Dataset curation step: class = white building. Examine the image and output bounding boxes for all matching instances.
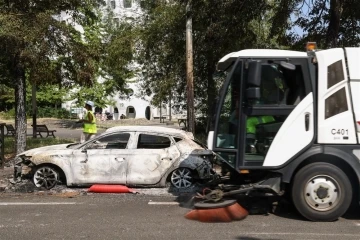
[61,0,177,120]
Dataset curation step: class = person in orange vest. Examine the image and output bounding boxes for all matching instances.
[78,100,97,143]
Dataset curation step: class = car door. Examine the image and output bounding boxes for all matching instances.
[126,133,180,185]
[71,132,130,184]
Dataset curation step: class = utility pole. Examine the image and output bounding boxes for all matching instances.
[186,0,195,134]
[32,83,37,138]
[169,92,172,121]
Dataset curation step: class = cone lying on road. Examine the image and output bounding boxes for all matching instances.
[88,184,136,193]
[185,199,248,222]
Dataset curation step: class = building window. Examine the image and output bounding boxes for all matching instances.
[325,87,348,119]
[328,60,344,89]
[124,0,132,8]
[113,17,119,27]
[128,88,134,97]
[110,0,116,9]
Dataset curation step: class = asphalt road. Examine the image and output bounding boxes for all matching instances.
[0,193,360,240]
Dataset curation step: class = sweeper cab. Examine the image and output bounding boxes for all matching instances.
[203,43,360,221]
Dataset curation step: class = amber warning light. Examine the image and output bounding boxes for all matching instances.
[306,42,317,52]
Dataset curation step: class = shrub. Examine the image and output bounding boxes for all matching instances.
[0,109,16,119]
[1,107,72,119]
[26,107,72,119]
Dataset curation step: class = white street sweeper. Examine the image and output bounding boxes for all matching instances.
[202,43,360,221]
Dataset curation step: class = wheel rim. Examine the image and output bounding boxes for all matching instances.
[304,175,341,212]
[33,167,59,189]
[171,168,193,188]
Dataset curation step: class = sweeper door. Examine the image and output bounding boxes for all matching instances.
[213,57,314,169]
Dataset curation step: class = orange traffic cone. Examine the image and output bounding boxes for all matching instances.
[185,199,248,222]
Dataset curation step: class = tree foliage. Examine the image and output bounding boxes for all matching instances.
[67,7,137,109]
[136,0,273,131]
[0,0,104,153]
[137,0,360,136]
[271,0,360,49]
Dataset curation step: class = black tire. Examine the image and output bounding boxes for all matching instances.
[291,162,352,221]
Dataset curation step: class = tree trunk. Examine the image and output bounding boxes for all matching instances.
[32,83,37,138]
[326,0,344,48]
[14,60,27,155]
[186,0,195,134]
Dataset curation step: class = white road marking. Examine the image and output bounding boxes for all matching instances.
[241,232,360,237]
[0,202,77,206]
[148,201,179,205]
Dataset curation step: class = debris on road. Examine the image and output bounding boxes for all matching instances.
[88,184,137,194]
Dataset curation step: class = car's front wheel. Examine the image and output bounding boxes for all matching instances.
[170,168,194,189]
[33,166,60,189]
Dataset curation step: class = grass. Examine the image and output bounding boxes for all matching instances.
[3,136,75,161]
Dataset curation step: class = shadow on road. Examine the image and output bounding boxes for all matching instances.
[235,237,279,240]
[342,203,360,220]
[168,184,306,220]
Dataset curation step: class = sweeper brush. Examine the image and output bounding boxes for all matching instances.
[185,199,248,222]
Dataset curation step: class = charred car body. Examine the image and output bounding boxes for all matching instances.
[15,126,216,190]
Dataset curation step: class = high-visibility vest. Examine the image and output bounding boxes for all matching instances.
[246,116,275,134]
[84,110,97,133]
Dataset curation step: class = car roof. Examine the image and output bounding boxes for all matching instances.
[104,126,194,139]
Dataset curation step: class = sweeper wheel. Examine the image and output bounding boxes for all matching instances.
[194,199,237,209]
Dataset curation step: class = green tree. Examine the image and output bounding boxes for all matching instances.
[70,7,137,110]
[137,0,273,133]
[26,84,70,109]
[0,0,104,154]
[68,81,116,109]
[271,0,360,49]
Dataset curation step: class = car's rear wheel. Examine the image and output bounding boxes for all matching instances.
[170,168,194,189]
[33,166,59,189]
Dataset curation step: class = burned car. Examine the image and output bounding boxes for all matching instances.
[15,126,216,190]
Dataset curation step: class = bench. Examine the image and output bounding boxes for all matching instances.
[160,116,167,123]
[32,124,56,138]
[5,124,15,136]
[154,116,167,123]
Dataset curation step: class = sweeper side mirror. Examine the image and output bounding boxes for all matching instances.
[246,61,262,100]
[247,61,262,87]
